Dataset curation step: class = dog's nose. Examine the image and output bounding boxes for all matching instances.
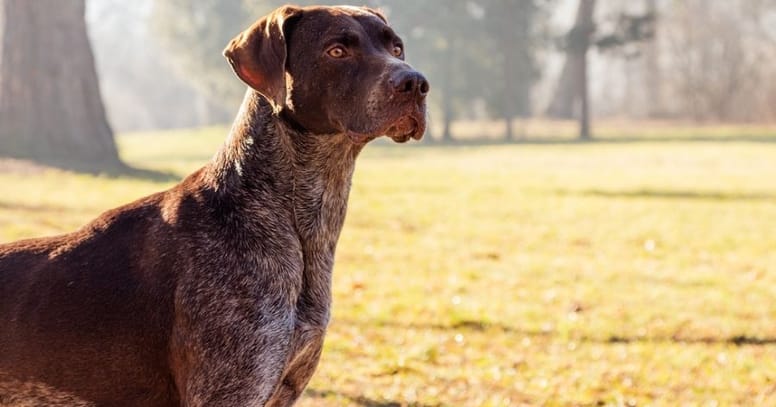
[390,70,430,98]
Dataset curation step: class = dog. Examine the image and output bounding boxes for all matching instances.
[0,5,428,406]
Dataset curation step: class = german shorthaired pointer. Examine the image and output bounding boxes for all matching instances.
[0,5,428,406]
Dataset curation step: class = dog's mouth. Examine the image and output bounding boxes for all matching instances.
[345,110,427,144]
[385,114,426,143]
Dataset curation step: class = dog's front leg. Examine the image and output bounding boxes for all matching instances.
[264,325,326,407]
[171,303,297,407]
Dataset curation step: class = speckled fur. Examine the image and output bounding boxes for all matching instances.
[0,5,427,407]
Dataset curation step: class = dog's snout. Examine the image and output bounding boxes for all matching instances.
[390,70,430,98]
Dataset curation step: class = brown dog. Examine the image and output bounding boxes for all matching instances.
[0,5,428,406]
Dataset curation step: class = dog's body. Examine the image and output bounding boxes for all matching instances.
[0,5,427,406]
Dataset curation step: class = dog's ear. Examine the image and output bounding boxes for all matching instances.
[223,6,302,112]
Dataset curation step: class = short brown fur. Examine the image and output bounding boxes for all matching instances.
[0,5,428,406]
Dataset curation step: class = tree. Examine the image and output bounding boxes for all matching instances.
[150,0,249,112]
[546,0,596,140]
[88,0,227,132]
[482,0,541,141]
[546,0,653,140]
[0,0,120,168]
[642,0,661,118]
[663,0,770,121]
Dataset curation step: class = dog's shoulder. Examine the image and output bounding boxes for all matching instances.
[0,187,183,299]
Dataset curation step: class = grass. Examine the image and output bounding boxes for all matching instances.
[2,123,776,406]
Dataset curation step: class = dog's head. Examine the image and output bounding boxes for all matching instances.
[223,5,428,143]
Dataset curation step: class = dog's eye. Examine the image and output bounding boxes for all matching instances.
[327,46,347,58]
[392,45,403,57]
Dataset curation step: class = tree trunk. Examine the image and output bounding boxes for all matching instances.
[503,38,515,141]
[546,0,596,136]
[579,40,591,140]
[421,119,433,144]
[577,0,595,140]
[0,0,120,168]
[643,0,661,118]
[441,41,455,143]
[546,57,576,119]
[442,93,453,143]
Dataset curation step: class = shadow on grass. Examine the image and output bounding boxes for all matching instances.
[603,334,776,346]
[305,389,439,407]
[339,319,776,347]
[59,161,179,182]
[555,188,776,202]
[111,164,180,182]
[337,317,548,337]
[0,156,180,182]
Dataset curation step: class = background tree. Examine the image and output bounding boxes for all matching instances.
[481,0,542,141]
[642,0,661,118]
[81,0,776,139]
[662,0,774,121]
[0,0,120,168]
[546,0,596,140]
[547,0,654,140]
[150,0,249,114]
[382,1,546,142]
[88,0,221,131]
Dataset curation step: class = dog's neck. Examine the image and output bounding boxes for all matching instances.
[205,90,364,263]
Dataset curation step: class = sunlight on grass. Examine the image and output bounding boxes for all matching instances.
[1,124,775,405]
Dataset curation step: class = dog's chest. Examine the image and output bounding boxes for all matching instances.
[290,170,353,325]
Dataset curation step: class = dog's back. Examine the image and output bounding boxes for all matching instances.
[0,191,182,406]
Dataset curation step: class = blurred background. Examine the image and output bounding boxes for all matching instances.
[93,0,776,138]
[1,0,776,406]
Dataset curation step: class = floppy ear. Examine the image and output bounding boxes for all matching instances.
[223,6,302,112]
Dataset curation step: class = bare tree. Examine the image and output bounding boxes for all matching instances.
[664,0,762,121]
[546,0,596,140]
[643,0,662,118]
[0,0,119,168]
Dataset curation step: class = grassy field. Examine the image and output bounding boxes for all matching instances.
[1,125,776,406]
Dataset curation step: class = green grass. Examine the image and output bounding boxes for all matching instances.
[2,125,776,406]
